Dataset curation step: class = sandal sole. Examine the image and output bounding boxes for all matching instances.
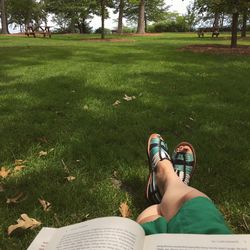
[145,134,164,204]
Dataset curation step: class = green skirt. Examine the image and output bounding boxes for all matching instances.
[141,197,231,235]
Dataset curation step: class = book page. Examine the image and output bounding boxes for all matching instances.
[27,227,58,250]
[47,216,145,250]
[143,234,250,250]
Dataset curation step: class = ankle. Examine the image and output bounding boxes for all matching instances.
[155,159,173,195]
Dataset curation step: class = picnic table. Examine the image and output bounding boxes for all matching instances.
[25,26,52,38]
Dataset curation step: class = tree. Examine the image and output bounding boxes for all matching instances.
[46,0,97,33]
[8,0,44,29]
[101,0,105,38]
[124,0,168,33]
[185,2,201,31]
[113,0,126,34]
[195,0,250,48]
[137,0,145,33]
[117,0,124,33]
[0,0,9,34]
[241,9,248,37]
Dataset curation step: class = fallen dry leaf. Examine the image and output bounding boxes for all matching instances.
[14,159,27,165]
[66,176,76,182]
[119,201,132,218]
[0,167,11,178]
[83,105,89,110]
[39,151,48,157]
[6,192,27,204]
[8,214,41,235]
[123,94,136,102]
[14,165,26,172]
[38,198,52,212]
[112,100,121,106]
[0,184,4,192]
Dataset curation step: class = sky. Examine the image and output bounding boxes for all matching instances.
[90,0,193,30]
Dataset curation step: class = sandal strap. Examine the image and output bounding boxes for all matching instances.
[149,137,170,171]
[172,150,195,184]
[147,135,171,204]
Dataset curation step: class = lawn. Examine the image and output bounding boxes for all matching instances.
[0,32,249,249]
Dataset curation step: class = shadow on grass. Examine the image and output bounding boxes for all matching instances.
[0,39,250,249]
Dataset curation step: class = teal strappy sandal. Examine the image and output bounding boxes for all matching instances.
[172,142,196,185]
[146,134,171,204]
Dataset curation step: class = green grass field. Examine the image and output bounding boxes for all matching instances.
[0,32,249,249]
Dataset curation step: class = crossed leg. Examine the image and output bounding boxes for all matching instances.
[137,147,209,224]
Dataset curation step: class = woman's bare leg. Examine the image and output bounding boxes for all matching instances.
[156,159,209,221]
[137,146,209,224]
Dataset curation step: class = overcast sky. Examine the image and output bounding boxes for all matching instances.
[89,0,193,30]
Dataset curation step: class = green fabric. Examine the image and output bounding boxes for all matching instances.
[141,197,231,235]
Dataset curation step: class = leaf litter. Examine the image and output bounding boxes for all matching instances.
[66,176,76,182]
[119,194,132,218]
[112,100,121,106]
[0,167,11,178]
[14,159,27,165]
[123,94,136,101]
[8,214,41,235]
[119,201,132,218]
[38,151,48,157]
[38,198,52,212]
[14,165,26,172]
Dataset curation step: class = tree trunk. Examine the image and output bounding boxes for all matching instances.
[145,13,147,32]
[101,0,105,39]
[220,13,224,28]
[0,0,9,34]
[213,12,220,31]
[117,0,124,34]
[231,12,239,48]
[241,11,247,38]
[137,0,145,34]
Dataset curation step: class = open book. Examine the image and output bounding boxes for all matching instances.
[28,216,250,250]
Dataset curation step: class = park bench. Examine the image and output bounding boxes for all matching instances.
[212,30,220,38]
[197,30,204,38]
[25,25,51,38]
[25,26,36,37]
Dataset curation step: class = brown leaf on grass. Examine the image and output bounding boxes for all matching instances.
[0,167,11,178]
[112,100,121,106]
[38,198,52,212]
[6,192,27,204]
[8,214,41,235]
[66,176,76,182]
[0,184,4,192]
[14,159,27,166]
[123,94,136,101]
[14,165,26,172]
[119,201,132,218]
[38,151,48,157]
